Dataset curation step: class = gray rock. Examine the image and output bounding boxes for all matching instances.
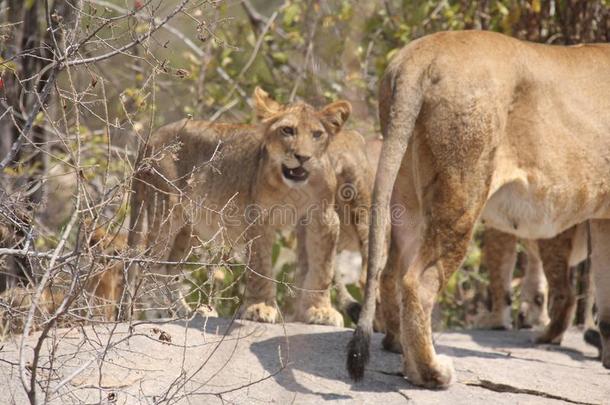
[0,317,607,404]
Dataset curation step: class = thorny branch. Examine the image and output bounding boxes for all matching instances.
[0,1,327,402]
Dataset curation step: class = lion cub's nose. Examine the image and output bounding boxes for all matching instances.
[294,154,311,164]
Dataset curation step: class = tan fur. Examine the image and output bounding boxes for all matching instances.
[0,226,125,333]
[85,226,125,321]
[358,31,610,388]
[0,266,121,334]
[127,88,373,326]
[480,223,590,331]
[479,228,549,330]
[517,239,550,329]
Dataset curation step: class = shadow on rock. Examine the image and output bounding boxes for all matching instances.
[249,327,413,398]
[463,329,592,363]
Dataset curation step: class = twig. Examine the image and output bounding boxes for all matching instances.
[66,0,191,67]
[209,98,239,122]
[85,0,247,100]
[289,0,321,102]
[18,196,80,401]
[0,68,58,172]
[241,0,288,39]
[240,0,266,33]
[1,0,184,174]
[236,7,282,79]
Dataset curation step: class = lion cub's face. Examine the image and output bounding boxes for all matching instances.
[253,87,351,187]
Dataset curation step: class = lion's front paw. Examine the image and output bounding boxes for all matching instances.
[405,354,455,389]
[476,309,512,331]
[305,306,344,327]
[241,302,278,323]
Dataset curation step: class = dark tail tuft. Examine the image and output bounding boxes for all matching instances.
[346,325,371,381]
[345,302,362,325]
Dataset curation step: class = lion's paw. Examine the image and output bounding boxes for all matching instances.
[476,310,512,331]
[305,306,344,327]
[517,302,549,330]
[196,304,218,318]
[241,302,278,323]
[405,354,455,390]
[382,334,402,354]
[535,326,563,345]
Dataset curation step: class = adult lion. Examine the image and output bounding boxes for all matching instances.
[347,30,610,388]
[127,88,373,326]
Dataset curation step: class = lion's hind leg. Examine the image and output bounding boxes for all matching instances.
[589,220,610,369]
[379,239,403,354]
[398,168,491,389]
[393,95,499,389]
[133,182,189,318]
[380,200,423,354]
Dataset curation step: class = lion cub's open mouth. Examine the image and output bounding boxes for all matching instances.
[282,164,309,182]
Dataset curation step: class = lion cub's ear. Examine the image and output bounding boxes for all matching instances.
[319,100,352,135]
[253,87,282,120]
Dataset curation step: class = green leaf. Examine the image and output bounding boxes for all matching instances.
[283,3,301,27]
[532,0,541,13]
[496,2,509,16]
[271,52,288,64]
[271,241,281,266]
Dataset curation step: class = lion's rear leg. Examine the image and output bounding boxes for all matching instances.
[481,228,517,330]
[399,175,488,389]
[589,220,610,369]
[535,227,576,344]
[134,190,187,319]
[380,243,403,353]
[165,225,197,316]
[381,205,422,354]
[357,216,388,332]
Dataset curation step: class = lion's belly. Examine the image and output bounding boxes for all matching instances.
[189,199,306,248]
[184,194,252,248]
[191,212,248,249]
[482,173,610,240]
[482,184,568,239]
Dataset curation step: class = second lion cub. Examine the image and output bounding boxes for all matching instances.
[127,88,372,326]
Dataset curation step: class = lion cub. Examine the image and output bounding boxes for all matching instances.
[128,88,372,326]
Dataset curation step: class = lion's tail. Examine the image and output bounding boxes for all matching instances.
[346,56,424,381]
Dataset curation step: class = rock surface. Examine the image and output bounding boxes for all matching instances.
[0,316,607,404]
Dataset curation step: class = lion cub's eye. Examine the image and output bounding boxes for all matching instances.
[281,126,295,136]
[312,130,323,140]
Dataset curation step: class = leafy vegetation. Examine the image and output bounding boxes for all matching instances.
[1,0,608,330]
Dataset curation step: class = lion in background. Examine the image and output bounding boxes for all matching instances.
[127,88,374,326]
[0,224,124,334]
